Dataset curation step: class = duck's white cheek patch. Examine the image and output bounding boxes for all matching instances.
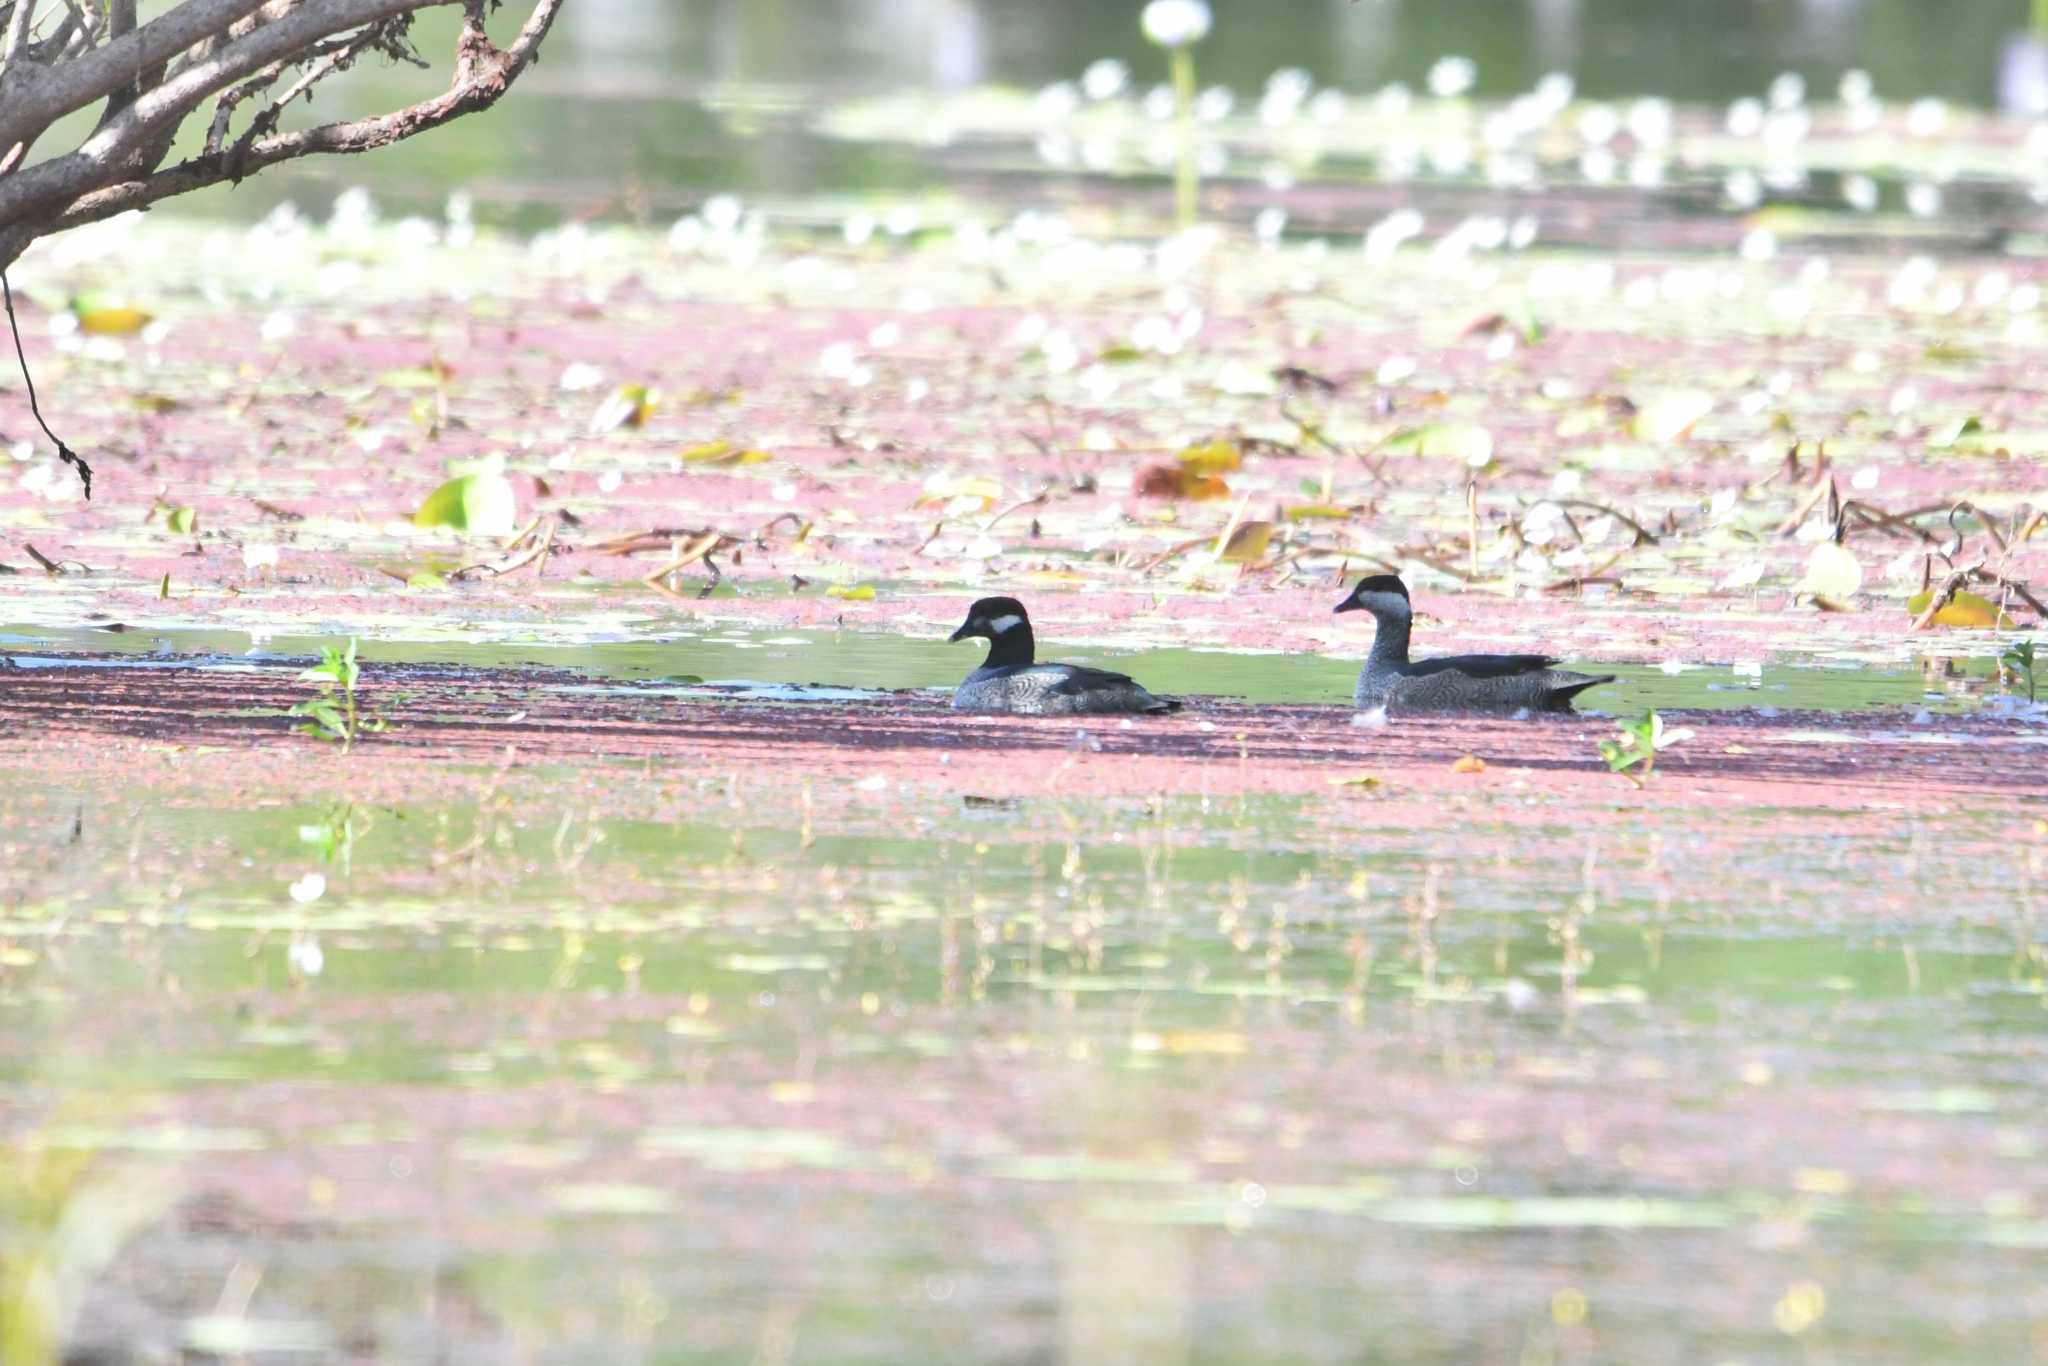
[988,614,1024,634]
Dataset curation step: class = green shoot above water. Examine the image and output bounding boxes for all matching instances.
[2002,641,2038,704]
[1599,709,1693,787]
[288,639,383,752]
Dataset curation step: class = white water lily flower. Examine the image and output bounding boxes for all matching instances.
[559,362,604,392]
[289,872,326,903]
[1428,56,1477,98]
[1082,59,1128,100]
[1141,0,1211,47]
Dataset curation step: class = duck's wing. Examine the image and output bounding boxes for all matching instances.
[1041,663,1144,694]
[1403,652,1561,680]
[1045,664,1182,713]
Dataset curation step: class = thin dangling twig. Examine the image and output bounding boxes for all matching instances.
[2,267,92,499]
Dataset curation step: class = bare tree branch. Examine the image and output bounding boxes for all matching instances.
[0,0,270,154]
[2,0,35,66]
[0,0,566,502]
[0,0,565,268]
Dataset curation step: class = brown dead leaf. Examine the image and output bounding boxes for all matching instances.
[1137,464,1230,499]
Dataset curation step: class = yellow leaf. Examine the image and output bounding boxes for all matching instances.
[1285,504,1353,520]
[1176,440,1242,474]
[826,584,876,601]
[1214,520,1273,563]
[915,474,1003,510]
[681,440,771,465]
[1327,774,1382,789]
[1631,390,1715,442]
[1905,588,2015,628]
[1153,1029,1247,1056]
[1792,1167,1855,1196]
[156,572,170,600]
[1451,754,1487,774]
[72,296,151,335]
[1794,542,1862,600]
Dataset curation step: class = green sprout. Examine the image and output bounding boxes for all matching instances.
[287,638,383,752]
[2003,640,2038,703]
[1599,709,1693,787]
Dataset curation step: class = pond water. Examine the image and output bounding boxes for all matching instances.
[4,637,2043,1359]
[160,0,2048,226]
[0,618,1995,714]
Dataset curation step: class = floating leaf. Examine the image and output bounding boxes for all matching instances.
[1905,588,2015,628]
[1927,415,1983,450]
[1137,465,1230,499]
[825,584,876,601]
[1131,1029,1247,1056]
[1099,344,1145,363]
[1382,423,1494,466]
[1451,754,1487,774]
[1176,440,1242,474]
[71,294,151,335]
[1284,504,1354,521]
[1327,774,1383,789]
[377,361,453,389]
[681,440,771,465]
[166,506,197,534]
[591,384,655,434]
[1794,542,1862,601]
[413,471,517,536]
[916,474,1003,511]
[1214,520,1272,563]
[1631,390,1714,442]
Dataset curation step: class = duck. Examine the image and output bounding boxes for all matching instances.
[947,597,1180,715]
[1333,574,1612,712]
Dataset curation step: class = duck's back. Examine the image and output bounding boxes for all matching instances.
[954,663,1179,715]
[1358,654,1610,712]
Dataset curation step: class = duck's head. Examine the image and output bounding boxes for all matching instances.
[1333,574,1411,619]
[949,596,1032,644]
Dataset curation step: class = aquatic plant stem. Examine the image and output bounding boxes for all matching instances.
[1171,44,1197,229]
[1,267,91,498]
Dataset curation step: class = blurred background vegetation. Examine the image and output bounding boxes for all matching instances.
[169,0,2048,225]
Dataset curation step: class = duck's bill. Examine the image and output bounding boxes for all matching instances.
[947,623,975,642]
[1332,597,1360,613]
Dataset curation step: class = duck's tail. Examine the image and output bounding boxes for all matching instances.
[1546,673,1616,710]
